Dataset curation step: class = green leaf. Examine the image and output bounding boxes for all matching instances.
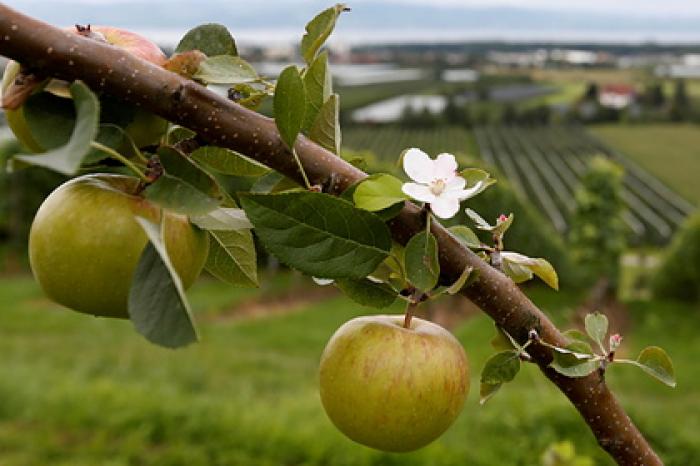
[446,266,473,295]
[309,93,341,155]
[627,346,676,387]
[584,312,609,351]
[353,174,408,212]
[205,230,258,287]
[448,225,481,249]
[405,231,440,292]
[342,180,404,220]
[479,382,502,405]
[240,192,391,279]
[22,91,75,150]
[527,258,558,290]
[563,329,589,344]
[492,213,514,236]
[176,23,237,57]
[465,208,492,231]
[144,175,220,216]
[501,252,559,290]
[461,168,496,189]
[300,4,348,64]
[335,278,397,309]
[302,51,332,131]
[82,124,125,164]
[157,146,221,199]
[229,83,269,110]
[558,339,595,357]
[249,171,299,194]
[15,81,99,175]
[501,255,534,284]
[191,146,269,177]
[550,341,598,378]
[550,359,599,378]
[128,218,198,348]
[166,126,196,145]
[460,168,496,198]
[190,208,252,231]
[274,66,306,149]
[194,55,258,84]
[481,350,520,385]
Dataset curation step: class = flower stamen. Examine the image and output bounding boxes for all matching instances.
[430,179,446,196]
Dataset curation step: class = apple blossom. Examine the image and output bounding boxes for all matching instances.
[401,148,484,219]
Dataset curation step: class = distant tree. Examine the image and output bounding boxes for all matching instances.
[582,82,598,101]
[669,79,691,121]
[652,213,700,303]
[500,103,518,125]
[518,104,551,125]
[643,82,666,108]
[461,104,473,128]
[568,156,626,293]
[418,107,439,127]
[474,107,491,125]
[442,94,463,125]
[399,104,420,127]
[475,81,490,101]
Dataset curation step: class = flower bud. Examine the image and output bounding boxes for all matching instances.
[609,334,623,352]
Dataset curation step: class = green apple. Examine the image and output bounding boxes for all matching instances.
[319,315,470,452]
[1,26,168,153]
[28,173,209,319]
[1,60,42,152]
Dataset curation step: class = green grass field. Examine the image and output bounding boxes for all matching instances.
[0,275,698,465]
[591,124,700,206]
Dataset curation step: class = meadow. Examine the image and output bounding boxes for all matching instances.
[0,274,698,466]
[592,124,700,206]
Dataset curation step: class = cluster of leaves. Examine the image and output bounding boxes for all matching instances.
[7,3,566,346]
[567,156,626,289]
[272,3,347,178]
[480,312,675,404]
[541,441,593,466]
[8,24,271,348]
[652,212,700,302]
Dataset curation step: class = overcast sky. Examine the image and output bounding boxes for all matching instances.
[395,0,700,16]
[10,0,700,44]
[13,0,700,16]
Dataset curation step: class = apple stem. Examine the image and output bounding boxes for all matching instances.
[403,302,416,329]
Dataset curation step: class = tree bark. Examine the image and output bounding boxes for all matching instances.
[0,4,663,464]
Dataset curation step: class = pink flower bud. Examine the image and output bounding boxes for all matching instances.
[498,214,508,223]
[609,333,623,351]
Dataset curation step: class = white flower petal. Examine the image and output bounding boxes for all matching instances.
[402,182,436,203]
[403,148,434,184]
[430,196,461,219]
[312,277,335,286]
[444,176,466,192]
[433,153,458,180]
[454,180,485,201]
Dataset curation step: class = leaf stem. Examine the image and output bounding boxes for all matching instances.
[90,141,149,182]
[292,147,312,189]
